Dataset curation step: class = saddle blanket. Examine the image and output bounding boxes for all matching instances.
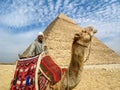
[10,55,63,90]
[10,55,39,90]
[40,56,62,84]
[38,75,50,90]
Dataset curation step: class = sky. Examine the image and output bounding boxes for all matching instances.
[0,0,120,63]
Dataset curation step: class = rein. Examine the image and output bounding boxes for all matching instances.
[83,37,92,63]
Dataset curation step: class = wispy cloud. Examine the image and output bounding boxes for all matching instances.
[0,9,29,27]
[0,0,120,62]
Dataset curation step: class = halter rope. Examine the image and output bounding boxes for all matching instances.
[83,37,92,63]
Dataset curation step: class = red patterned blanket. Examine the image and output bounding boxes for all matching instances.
[40,56,62,84]
[10,55,66,90]
[10,56,39,90]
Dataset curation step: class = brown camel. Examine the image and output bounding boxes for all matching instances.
[50,26,97,90]
[17,26,97,90]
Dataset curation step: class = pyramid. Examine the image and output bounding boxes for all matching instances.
[22,13,120,66]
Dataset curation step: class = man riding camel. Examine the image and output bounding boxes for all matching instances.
[19,32,47,59]
[27,32,47,57]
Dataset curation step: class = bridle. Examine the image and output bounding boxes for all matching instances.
[83,33,93,63]
[83,38,92,63]
[77,32,93,63]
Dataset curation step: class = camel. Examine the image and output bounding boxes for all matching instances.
[49,26,97,90]
[15,26,97,90]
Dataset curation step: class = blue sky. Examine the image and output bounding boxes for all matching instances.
[0,0,120,63]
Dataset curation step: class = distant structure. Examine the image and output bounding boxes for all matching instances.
[21,13,120,66]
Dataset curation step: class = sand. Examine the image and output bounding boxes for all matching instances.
[0,64,120,90]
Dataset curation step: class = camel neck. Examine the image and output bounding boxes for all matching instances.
[69,45,85,76]
[64,45,85,89]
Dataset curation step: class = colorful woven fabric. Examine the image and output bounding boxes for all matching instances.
[38,74,50,90]
[10,56,39,90]
[40,56,62,84]
[10,55,65,90]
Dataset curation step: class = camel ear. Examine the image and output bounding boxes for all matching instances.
[93,30,97,34]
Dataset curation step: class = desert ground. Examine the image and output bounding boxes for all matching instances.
[0,64,120,90]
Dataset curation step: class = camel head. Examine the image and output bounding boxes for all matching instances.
[73,26,97,47]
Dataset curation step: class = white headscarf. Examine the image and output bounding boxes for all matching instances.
[38,32,44,37]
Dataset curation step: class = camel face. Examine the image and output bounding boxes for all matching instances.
[84,26,97,36]
[74,26,97,47]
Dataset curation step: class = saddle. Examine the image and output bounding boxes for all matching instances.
[10,53,65,90]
